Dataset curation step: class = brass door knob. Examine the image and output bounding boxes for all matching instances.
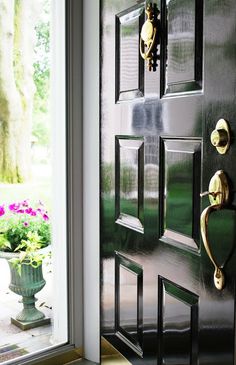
[211,129,228,147]
[210,119,230,154]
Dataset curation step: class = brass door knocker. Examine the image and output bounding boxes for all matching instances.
[140,3,160,71]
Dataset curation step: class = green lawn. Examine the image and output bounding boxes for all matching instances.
[0,163,52,212]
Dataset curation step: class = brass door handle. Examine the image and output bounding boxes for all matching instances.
[200,170,229,290]
[201,204,225,290]
[140,3,159,71]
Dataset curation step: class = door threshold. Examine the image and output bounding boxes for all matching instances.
[33,348,82,365]
[101,338,131,364]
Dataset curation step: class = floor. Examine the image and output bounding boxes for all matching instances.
[0,257,53,362]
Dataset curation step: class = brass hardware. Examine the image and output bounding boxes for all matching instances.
[210,119,230,154]
[200,191,222,199]
[200,170,229,290]
[207,170,229,206]
[101,338,130,364]
[201,205,225,290]
[140,3,159,71]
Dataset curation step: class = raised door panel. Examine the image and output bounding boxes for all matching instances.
[161,0,203,95]
[158,277,199,365]
[115,253,143,357]
[116,3,145,102]
[160,138,201,250]
[115,136,144,233]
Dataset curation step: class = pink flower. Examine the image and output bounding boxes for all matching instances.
[0,205,5,216]
[25,208,33,214]
[30,211,37,216]
[22,200,29,207]
[17,209,25,214]
[9,203,19,211]
[23,222,29,227]
[43,213,49,221]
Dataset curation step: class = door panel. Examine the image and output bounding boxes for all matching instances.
[116,4,144,102]
[161,0,203,94]
[115,253,143,356]
[100,0,236,364]
[158,277,199,365]
[115,136,144,233]
[160,138,201,250]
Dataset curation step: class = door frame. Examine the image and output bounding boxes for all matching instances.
[82,0,100,362]
[11,1,100,364]
[57,0,100,361]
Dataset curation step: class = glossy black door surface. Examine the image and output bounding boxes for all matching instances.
[100,0,236,364]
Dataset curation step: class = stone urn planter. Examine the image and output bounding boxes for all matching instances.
[0,248,50,330]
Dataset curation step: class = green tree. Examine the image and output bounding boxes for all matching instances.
[0,0,49,183]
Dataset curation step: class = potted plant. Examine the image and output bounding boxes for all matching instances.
[0,200,51,330]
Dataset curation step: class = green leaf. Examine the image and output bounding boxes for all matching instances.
[19,251,27,262]
[0,235,11,250]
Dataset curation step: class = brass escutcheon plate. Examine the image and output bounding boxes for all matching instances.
[208,170,229,206]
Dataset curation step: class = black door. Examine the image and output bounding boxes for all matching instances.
[100,0,236,364]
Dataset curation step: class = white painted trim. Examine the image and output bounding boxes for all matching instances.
[67,0,84,348]
[83,0,100,363]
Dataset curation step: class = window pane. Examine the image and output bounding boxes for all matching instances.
[0,0,67,361]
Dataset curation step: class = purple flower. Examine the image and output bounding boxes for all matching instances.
[9,203,19,211]
[23,222,29,227]
[0,205,5,216]
[43,213,49,221]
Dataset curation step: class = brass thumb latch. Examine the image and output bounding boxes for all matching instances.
[200,170,229,290]
[140,3,160,71]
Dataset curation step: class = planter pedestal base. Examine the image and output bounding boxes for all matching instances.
[11,295,51,330]
[11,317,51,331]
[0,250,51,330]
